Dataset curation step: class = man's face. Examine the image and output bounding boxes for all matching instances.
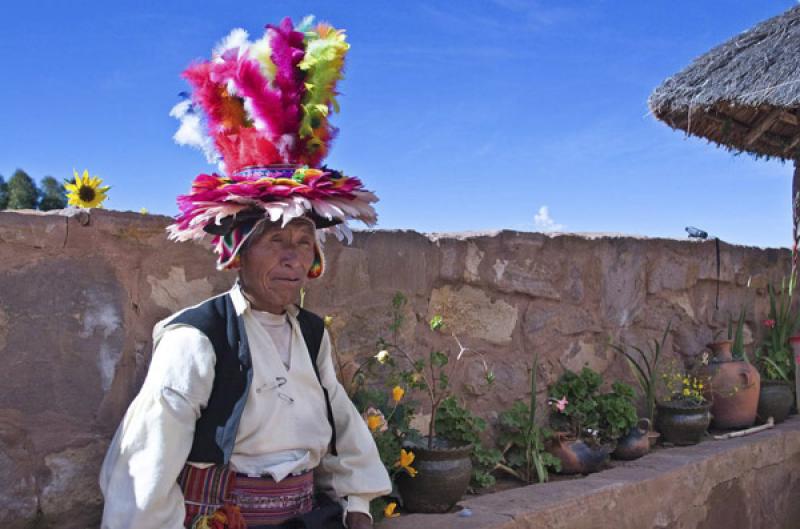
[239,218,316,313]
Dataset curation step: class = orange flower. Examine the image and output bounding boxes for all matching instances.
[392,386,405,403]
[394,449,418,477]
[363,407,387,433]
[367,415,382,432]
[384,502,400,518]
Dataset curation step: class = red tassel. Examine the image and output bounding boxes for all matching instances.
[222,504,247,529]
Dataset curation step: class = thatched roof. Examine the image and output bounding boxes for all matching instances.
[649,5,800,161]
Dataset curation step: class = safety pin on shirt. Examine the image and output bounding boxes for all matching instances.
[255,376,288,394]
[255,377,294,403]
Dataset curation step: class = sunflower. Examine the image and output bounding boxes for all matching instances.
[65,170,110,208]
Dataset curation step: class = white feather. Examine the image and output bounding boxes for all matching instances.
[212,28,250,59]
[169,101,219,164]
[242,98,268,132]
[276,134,296,162]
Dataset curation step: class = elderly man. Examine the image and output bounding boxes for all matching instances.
[99,17,389,529]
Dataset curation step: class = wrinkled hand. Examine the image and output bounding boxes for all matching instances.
[346,511,372,529]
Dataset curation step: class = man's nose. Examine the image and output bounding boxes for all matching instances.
[279,244,301,265]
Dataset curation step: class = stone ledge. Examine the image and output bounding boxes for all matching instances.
[383,417,800,529]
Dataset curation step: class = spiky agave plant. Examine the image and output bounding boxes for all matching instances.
[611,320,672,424]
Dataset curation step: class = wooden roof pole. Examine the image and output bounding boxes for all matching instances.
[794,160,800,414]
[744,108,783,146]
[794,159,800,262]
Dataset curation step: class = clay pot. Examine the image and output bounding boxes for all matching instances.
[700,341,760,429]
[757,380,794,424]
[647,430,661,448]
[655,401,710,445]
[396,439,472,513]
[547,433,612,474]
[612,418,651,461]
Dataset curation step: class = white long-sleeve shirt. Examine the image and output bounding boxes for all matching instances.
[99,283,391,529]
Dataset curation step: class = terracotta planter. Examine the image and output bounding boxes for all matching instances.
[547,433,612,474]
[396,439,472,513]
[655,401,710,445]
[700,340,760,429]
[757,380,794,424]
[612,418,651,461]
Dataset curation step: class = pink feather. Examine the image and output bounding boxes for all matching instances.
[267,17,306,157]
[215,51,287,146]
[183,61,227,133]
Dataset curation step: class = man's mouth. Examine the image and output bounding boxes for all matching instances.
[272,277,300,283]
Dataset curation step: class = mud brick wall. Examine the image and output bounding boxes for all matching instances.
[0,209,789,527]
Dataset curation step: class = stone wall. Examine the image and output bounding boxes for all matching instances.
[0,209,791,528]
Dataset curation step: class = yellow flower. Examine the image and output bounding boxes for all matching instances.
[367,415,382,432]
[65,169,110,208]
[375,350,390,364]
[392,386,405,403]
[384,502,400,518]
[394,449,418,477]
[683,388,691,397]
[139,207,148,215]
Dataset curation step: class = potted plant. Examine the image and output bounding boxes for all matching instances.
[433,396,503,491]
[496,351,561,483]
[610,320,672,450]
[547,367,638,474]
[655,364,711,445]
[701,308,760,429]
[377,293,494,513]
[323,314,422,521]
[754,276,798,423]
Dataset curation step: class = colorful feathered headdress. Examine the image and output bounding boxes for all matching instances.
[167,16,378,272]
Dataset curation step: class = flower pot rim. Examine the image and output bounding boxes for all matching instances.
[402,438,473,457]
[551,433,614,450]
[707,353,750,363]
[657,400,711,412]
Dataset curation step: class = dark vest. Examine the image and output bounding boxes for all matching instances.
[167,293,337,464]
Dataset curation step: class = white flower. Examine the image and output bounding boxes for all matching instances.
[375,350,390,364]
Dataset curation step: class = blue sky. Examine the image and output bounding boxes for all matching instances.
[0,0,795,248]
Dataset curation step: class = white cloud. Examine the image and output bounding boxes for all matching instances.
[534,206,565,232]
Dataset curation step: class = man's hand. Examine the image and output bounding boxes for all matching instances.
[346,511,372,529]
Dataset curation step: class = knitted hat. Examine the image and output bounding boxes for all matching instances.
[166,16,377,276]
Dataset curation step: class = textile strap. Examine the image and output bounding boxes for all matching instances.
[297,308,338,456]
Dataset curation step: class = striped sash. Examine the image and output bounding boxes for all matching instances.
[178,464,314,528]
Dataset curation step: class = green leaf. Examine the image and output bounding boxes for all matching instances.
[430,350,448,368]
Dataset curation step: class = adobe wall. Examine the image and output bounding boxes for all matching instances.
[0,209,790,527]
